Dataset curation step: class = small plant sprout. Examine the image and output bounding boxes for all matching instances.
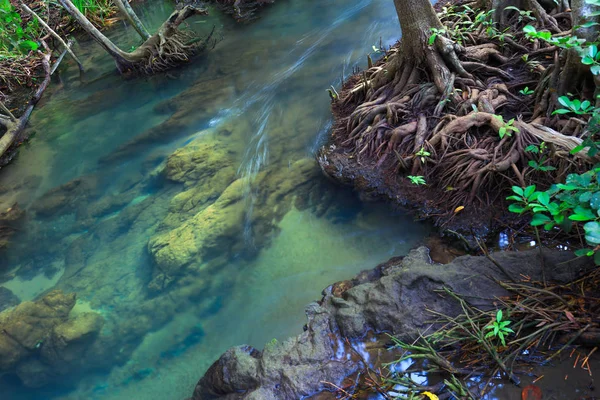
[428,28,446,45]
[415,147,431,164]
[525,142,556,172]
[408,175,426,185]
[493,115,519,139]
[485,310,514,347]
[519,86,534,95]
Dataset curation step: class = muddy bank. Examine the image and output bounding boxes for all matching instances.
[318,145,506,237]
[190,246,593,399]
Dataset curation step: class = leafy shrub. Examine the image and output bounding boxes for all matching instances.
[0,0,39,56]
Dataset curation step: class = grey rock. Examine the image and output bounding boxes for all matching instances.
[191,247,592,399]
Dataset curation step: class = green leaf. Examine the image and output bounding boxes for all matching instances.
[538,192,550,206]
[523,25,536,34]
[506,195,523,202]
[512,186,524,196]
[558,96,571,108]
[496,309,503,322]
[525,144,539,153]
[531,213,551,226]
[569,206,596,221]
[590,192,600,210]
[499,332,506,347]
[524,185,536,199]
[594,251,600,265]
[591,65,600,75]
[584,221,600,244]
[575,248,592,257]
[552,108,572,115]
[18,40,38,52]
[508,204,525,213]
[544,222,555,230]
[580,192,593,202]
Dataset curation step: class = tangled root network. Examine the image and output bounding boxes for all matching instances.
[332,2,595,213]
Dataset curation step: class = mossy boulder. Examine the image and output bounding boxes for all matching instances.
[148,178,246,290]
[0,290,104,387]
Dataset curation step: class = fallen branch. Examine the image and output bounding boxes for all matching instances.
[19,2,84,74]
[0,41,52,163]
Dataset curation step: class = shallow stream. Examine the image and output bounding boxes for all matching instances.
[0,1,433,399]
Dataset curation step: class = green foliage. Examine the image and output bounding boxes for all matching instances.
[525,142,556,172]
[493,115,519,139]
[523,25,586,49]
[71,0,113,20]
[581,44,600,75]
[407,175,426,185]
[507,167,600,263]
[519,86,534,95]
[484,310,514,347]
[0,0,40,57]
[503,5,534,23]
[415,147,431,164]
[553,95,595,115]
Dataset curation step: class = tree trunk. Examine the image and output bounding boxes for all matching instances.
[113,0,151,41]
[393,0,443,59]
[559,0,600,95]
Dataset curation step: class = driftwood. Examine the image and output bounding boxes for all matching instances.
[0,42,52,163]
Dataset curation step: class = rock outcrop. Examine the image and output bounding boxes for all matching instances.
[191,247,592,399]
[147,130,330,291]
[0,290,104,387]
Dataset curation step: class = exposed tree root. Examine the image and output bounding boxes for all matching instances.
[59,0,217,75]
[324,1,594,218]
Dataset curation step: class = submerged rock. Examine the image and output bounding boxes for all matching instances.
[191,247,592,399]
[0,290,104,387]
[148,129,329,292]
[0,287,19,312]
[31,177,98,218]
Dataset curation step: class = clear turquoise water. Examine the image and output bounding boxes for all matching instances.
[0,1,431,399]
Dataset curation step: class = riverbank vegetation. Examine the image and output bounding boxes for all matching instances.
[323,0,600,233]
[317,0,600,396]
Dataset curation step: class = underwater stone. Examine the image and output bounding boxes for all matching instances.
[0,287,19,312]
[0,290,104,387]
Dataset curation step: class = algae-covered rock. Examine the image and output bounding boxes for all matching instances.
[148,178,246,289]
[159,137,238,231]
[148,153,326,292]
[165,139,234,187]
[0,290,104,387]
[0,290,75,371]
